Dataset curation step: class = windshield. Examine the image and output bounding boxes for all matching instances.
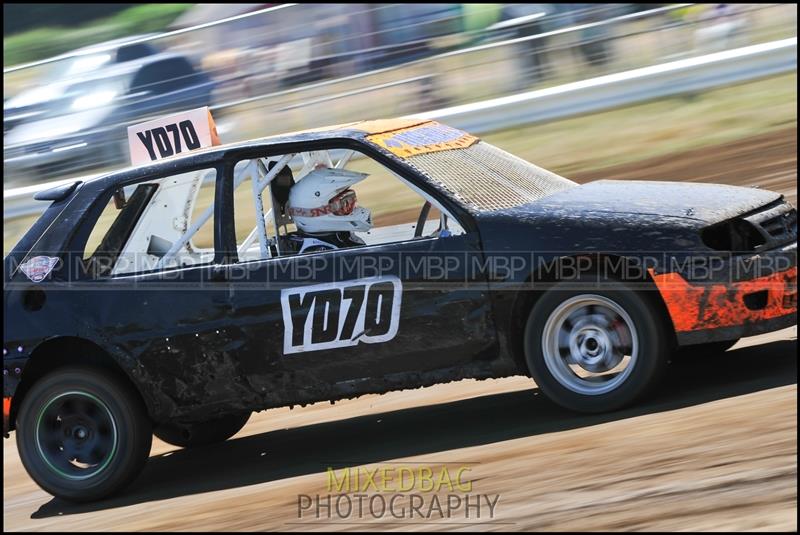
[361,121,575,211]
[45,53,114,82]
[4,57,129,116]
[27,73,132,120]
[403,140,576,211]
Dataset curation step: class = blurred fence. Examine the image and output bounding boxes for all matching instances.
[3,3,798,187]
[4,36,796,222]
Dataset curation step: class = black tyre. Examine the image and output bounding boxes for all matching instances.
[673,339,740,361]
[154,412,250,449]
[524,280,670,413]
[15,366,152,502]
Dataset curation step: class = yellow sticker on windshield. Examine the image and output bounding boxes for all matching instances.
[367,122,479,158]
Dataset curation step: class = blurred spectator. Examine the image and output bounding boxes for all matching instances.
[694,4,749,52]
[490,4,554,89]
[572,4,618,68]
[494,3,624,89]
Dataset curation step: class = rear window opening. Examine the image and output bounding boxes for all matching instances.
[81,168,218,277]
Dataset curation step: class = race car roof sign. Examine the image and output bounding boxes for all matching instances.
[127,106,221,166]
[366,122,479,158]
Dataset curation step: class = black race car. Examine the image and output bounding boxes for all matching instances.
[3,118,797,501]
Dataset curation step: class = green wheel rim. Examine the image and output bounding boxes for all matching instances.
[35,390,119,481]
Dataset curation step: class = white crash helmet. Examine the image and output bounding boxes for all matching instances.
[288,167,373,234]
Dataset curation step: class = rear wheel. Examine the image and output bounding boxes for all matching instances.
[525,281,670,413]
[16,366,152,502]
[154,412,250,449]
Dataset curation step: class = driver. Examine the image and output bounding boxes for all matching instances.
[286,167,373,254]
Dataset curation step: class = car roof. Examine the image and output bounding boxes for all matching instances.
[60,52,194,84]
[72,34,161,55]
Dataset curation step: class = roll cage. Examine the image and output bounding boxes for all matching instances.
[76,141,470,279]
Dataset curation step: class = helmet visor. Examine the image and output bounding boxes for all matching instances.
[328,189,357,216]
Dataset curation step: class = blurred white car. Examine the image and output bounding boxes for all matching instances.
[4,37,215,180]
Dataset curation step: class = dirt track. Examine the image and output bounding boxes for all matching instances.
[3,329,797,531]
[572,127,798,206]
[3,131,798,531]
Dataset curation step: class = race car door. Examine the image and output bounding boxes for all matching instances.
[226,231,498,390]
[220,155,498,394]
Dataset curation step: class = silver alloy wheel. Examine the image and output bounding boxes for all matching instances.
[541,294,638,395]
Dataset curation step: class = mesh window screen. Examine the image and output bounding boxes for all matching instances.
[406,141,575,211]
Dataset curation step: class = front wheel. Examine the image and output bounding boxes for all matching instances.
[15,366,153,502]
[525,281,670,413]
[154,412,250,449]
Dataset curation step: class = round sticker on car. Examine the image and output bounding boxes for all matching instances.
[19,256,60,283]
